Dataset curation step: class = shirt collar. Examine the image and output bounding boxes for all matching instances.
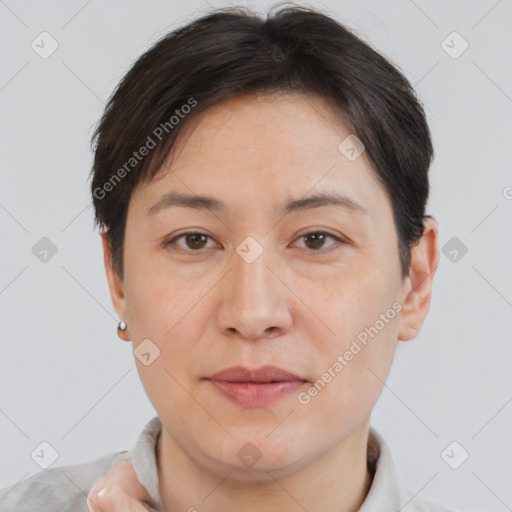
[129,415,165,512]
[129,415,406,512]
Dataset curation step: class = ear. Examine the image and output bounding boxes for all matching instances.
[397,216,439,341]
[101,229,130,341]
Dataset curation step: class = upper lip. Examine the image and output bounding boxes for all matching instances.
[208,365,307,383]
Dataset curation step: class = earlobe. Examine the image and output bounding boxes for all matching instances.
[101,229,130,340]
[397,217,439,342]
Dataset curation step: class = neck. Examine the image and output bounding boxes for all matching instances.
[157,420,374,512]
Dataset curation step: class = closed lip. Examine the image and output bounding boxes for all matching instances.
[207,365,308,383]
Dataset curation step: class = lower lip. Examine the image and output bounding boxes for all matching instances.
[208,379,305,407]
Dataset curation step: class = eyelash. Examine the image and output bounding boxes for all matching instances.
[163,230,346,255]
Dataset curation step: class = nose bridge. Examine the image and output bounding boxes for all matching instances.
[217,235,292,340]
[234,237,270,302]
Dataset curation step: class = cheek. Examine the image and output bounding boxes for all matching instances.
[304,257,399,401]
[124,247,194,336]
[126,274,213,395]
[309,254,398,339]
[297,322,396,436]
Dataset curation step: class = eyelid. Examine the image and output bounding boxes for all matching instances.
[163,230,219,251]
[291,230,346,252]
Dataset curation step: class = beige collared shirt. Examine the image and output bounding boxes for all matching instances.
[0,415,455,511]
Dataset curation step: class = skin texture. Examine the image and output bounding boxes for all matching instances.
[96,91,439,512]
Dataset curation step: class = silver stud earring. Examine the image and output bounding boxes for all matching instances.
[117,321,129,341]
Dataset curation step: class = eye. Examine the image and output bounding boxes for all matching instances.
[292,231,345,252]
[164,232,216,252]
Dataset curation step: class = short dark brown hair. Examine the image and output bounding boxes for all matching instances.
[89,3,434,280]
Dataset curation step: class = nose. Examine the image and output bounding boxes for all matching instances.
[215,240,293,341]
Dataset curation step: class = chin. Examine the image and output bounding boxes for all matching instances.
[200,436,308,478]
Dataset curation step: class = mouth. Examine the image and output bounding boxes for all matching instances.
[205,365,308,407]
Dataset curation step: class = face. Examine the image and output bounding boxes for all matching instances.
[103,91,435,478]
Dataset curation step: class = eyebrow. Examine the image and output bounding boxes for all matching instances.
[147,191,368,217]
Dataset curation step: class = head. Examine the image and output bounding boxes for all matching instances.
[90,4,438,477]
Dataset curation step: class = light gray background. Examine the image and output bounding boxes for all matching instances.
[1,0,511,510]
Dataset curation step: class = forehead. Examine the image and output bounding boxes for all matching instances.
[165,91,353,165]
[130,92,390,223]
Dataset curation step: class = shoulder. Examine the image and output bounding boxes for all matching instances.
[0,450,126,512]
